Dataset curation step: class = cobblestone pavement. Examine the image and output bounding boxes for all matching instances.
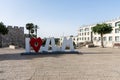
[0,47,120,80]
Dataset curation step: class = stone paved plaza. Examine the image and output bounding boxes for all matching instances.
[0,47,120,80]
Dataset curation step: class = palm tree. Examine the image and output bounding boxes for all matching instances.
[26,23,34,37]
[0,22,8,47]
[92,23,113,48]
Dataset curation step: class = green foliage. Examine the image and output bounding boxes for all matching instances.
[26,23,34,30]
[0,22,8,35]
[26,23,39,38]
[92,23,113,48]
[26,23,34,37]
[0,22,8,47]
[92,23,113,34]
[31,29,34,34]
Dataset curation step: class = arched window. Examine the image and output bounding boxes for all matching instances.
[115,21,120,27]
[80,29,83,32]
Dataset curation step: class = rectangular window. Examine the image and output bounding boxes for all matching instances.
[88,37,89,40]
[94,37,97,40]
[82,37,83,40]
[80,29,83,32]
[82,33,83,35]
[103,37,106,41]
[85,37,86,40]
[98,37,101,41]
[83,37,84,40]
[115,36,119,42]
[109,36,112,41]
[115,29,119,33]
[87,32,89,35]
[85,28,89,31]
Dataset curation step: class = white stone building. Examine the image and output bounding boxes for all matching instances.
[77,18,120,47]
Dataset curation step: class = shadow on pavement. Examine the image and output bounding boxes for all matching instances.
[0,52,82,61]
[81,52,112,54]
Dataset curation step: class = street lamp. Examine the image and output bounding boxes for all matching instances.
[34,25,39,38]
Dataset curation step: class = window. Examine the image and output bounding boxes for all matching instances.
[85,28,89,31]
[80,38,81,40]
[115,29,119,33]
[82,33,83,35]
[87,32,89,35]
[94,37,97,40]
[82,37,83,40]
[115,21,120,27]
[80,29,83,32]
[85,37,86,40]
[88,37,89,40]
[85,33,86,35]
[77,38,78,41]
[115,36,119,42]
[109,36,112,41]
[103,37,106,41]
[98,37,101,41]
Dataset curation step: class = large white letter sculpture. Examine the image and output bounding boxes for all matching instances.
[61,37,74,51]
[25,38,30,53]
[40,37,60,52]
[25,37,74,53]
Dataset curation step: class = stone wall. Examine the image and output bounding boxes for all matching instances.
[0,26,25,48]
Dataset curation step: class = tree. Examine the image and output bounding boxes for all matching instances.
[92,23,113,48]
[26,23,34,37]
[0,22,8,47]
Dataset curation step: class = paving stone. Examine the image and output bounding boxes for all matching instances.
[0,47,120,80]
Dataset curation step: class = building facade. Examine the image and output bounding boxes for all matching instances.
[77,18,120,47]
[0,26,25,48]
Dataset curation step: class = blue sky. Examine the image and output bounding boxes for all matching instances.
[0,0,120,38]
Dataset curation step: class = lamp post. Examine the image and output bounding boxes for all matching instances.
[35,25,39,38]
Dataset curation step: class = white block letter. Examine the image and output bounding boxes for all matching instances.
[25,38,30,53]
[61,37,74,51]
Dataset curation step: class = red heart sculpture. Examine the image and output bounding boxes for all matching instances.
[30,37,42,53]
